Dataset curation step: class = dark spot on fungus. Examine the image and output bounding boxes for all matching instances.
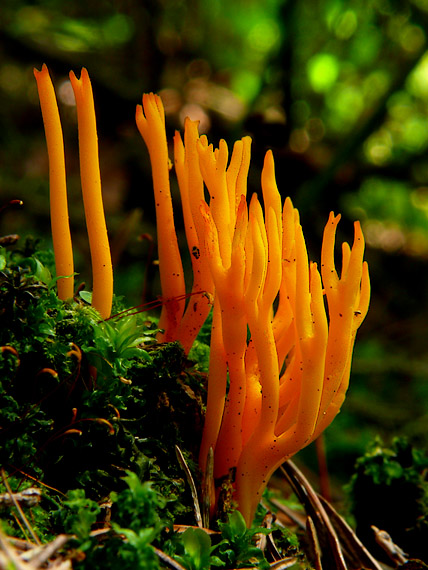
[192,246,200,259]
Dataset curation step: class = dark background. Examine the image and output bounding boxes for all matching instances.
[1,0,428,489]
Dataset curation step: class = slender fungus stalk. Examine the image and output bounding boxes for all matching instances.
[173,121,215,352]
[34,65,74,300]
[136,94,186,341]
[69,69,113,320]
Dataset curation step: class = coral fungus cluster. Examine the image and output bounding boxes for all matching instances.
[35,66,370,526]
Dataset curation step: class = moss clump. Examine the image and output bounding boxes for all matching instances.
[0,240,206,523]
[347,436,428,562]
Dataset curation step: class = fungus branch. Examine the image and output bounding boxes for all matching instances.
[136,94,186,341]
[69,69,113,320]
[34,64,74,301]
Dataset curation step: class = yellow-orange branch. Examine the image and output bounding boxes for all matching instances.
[34,65,74,300]
[136,94,185,340]
[69,69,112,319]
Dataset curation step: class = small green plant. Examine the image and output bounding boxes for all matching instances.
[106,526,160,569]
[173,528,224,570]
[57,489,101,544]
[110,471,170,533]
[85,314,153,380]
[215,510,271,569]
[83,470,174,570]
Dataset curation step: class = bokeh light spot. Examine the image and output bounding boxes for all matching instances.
[0,65,25,94]
[408,54,428,99]
[335,10,358,40]
[291,100,311,124]
[306,117,325,142]
[179,103,211,133]
[231,70,261,102]
[58,80,76,107]
[289,128,310,153]
[388,91,413,121]
[411,187,428,212]
[307,53,339,93]
[401,116,428,152]
[364,220,406,252]
[350,26,381,65]
[247,19,280,54]
[327,84,364,130]
[399,24,425,53]
[364,129,392,165]
[102,14,134,44]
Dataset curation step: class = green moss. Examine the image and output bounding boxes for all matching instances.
[347,437,428,561]
[0,242,203,519]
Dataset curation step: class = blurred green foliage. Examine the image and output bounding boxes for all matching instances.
[346,437,428,560]
[1,0,428,488]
